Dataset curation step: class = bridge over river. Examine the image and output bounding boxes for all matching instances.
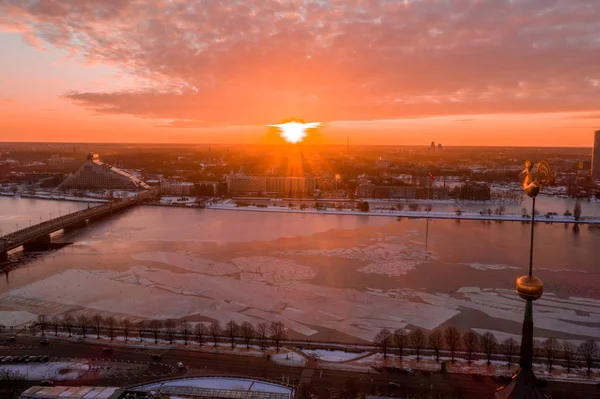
[0,190,158,261]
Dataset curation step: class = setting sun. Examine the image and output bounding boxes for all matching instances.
[267,121,321,143]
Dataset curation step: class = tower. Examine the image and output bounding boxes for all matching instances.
[592,130,600,180]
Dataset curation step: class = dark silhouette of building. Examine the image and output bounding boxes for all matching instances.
[592,130,600,180]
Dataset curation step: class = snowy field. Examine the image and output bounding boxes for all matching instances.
[0,362,89,381]
[301,349,370,362]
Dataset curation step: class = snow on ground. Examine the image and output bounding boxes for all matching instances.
[271,352,307,366]
[0,362,89,381]
[0,310,37,327]
[233,257,317,284]
[301,349,371,362]
[138,377,293,396]
[131,252,238,275]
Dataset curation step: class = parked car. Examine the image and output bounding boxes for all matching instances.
[41,339,50,345]
[102,347,112,353]
[176,362,185,369]
[2,356,12,363]
[152,354,162,360]
[13,356,23,362]
[6,336,16,342]
[40,380,54,387]
[41,355,50,362]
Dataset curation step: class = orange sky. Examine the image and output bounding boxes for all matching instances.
[0,0,599,146]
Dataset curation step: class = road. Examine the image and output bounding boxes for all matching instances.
[0,335,597,399]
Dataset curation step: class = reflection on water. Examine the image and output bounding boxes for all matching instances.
[0,199,598,342]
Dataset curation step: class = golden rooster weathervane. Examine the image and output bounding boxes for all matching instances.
[521,160,554,198]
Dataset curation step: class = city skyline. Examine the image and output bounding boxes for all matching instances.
[1,0,600,146]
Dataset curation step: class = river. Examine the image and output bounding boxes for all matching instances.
[0,197,598,343]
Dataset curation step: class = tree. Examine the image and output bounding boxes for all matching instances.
[521,207,528,218]
[578,339,598,374]
[299,204,308,210]
[164,319,177,344]
[91,314,104,339]
[542,337,561,371]
[136,320,146,342]
[409,329,426,361]
[121,318,131,342]
[444,327,461,362]
[104,316,116,340]
[561,340,575,372]
[77,315,89,338]
[240,321,255,349]
[428,329,444,361]
[36,315,48,336]
[62,314,74,337]
[455,208,463,216]
[573,200,582,221]
[495,206,506,216]
[256,322,268,349]
[148,319,163,344]
[194,323,207,346]
[208,320,222,346]
[225,320,238,348]
[50,315,60,336]
[270,321,286,352]
[480,332,498,365]
[393,329,407,359]
[501,338,519,367]
[374,328,392,359]
[179,322,192,345]
[395,203,404,212]
[357,201,369,212]
[462,332,479,364]
[425,203,433,212]
[0,369,26,398]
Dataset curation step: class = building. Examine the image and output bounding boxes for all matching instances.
[162,182,194,196]
[195,181,227,196]
[592,130,600,180]
[374,158,390,169]
[266,177,315,196]
[227,175,267,194]
[57,153,150,190]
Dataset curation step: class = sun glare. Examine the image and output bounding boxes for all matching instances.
[267,121,321,143]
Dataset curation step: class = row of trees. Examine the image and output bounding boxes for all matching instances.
[374,327,599,374]
[34,315,287,351]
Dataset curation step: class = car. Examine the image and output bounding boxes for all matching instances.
[102,347,112,353]
[152,354,162,360]
[40,380,54,387]
[2,356,12,363]
[6,336,16,342]
[13,356,23,362]
[25,355,34,363]
[471,373,483,379]
[41,355,50,362]
[401,367,414,374]
[176,362,185,369]
[40,339,50,345]
[388,382,402,389]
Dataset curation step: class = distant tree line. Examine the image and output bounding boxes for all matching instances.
[373,326,599,374]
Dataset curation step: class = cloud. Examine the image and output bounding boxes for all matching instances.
[2,0,600,126]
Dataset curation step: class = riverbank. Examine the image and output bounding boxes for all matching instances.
[208,202,600,224]
[0,192,108,203]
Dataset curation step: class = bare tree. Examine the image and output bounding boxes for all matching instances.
[374,328,392,359]
[410,329,427,361]
[0,369,26,398]
[573,200,582,221]
[164,319,177,344]
[148,319,163,344]
[256,322,268,349]
[208,320,222,347]
[480,332,498,365]
[444,327,461,362]
[121,319,131,342]
[136,320,146,342]
[36,315,48,336]
[179,322,192,345]
[240,321,255,349]
[578,339,599,374]
[270,321,286,352]
[428,329,443,361]
[393,329,408,359]
[501,338,519,367]
[561,340,575,372]
[62,314,74,337]
[91,314,104,339]
[462,332,479,364]
[226,320,239,348]
[194,323,207,346]
[542,337,561,371]
[50,315,60,336]
[77,315,89,338]
[104,316,116,340]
